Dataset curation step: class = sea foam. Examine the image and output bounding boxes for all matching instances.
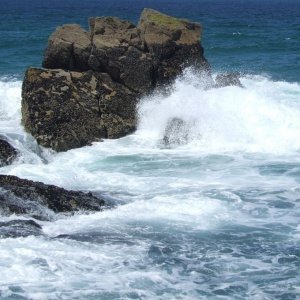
[137,70,300,154]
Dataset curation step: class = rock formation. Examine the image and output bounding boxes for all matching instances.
[0,175,105,221]
[22,8,209,151]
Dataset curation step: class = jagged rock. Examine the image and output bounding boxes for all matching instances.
[215,73,243,88]
[22,9,210,152]
[0,219,43,238]
[0,138,17,166]
[0,175,105,221]
[163,118,190,147]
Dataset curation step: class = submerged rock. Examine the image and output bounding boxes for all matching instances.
[0,138,17,166]
[22,8,210,152]
[215,73,243,88]
[0,219,43,238]
[0,175,105,221]
[163,118,190,147]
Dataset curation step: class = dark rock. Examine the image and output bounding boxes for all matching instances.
[22,9,210,152]
[215,73,243,88]
[0,138,17,166]
[0,219,43,238]
[0,175,105,221]
[88,16,154,93]
[163,117,190,147]
[22,68,136,151]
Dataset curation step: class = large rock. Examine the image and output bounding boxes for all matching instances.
[22,9,209,151]
[0,138,17,166]
[0,175,105,221]
[22,68,136,151]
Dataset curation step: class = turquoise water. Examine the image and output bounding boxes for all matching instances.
[0,1,300,299]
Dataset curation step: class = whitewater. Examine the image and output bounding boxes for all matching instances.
[0,72,300,299]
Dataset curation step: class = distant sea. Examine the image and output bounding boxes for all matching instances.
[0,1,300,299]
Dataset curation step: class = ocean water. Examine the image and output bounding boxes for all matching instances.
[0,0,300,299]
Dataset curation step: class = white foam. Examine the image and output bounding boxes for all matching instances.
[137,71,300,153]
[0,80,46,165]
[0,80,22,133]
[0,74,300,299]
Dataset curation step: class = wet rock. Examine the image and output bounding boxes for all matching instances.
[22,9,210,152]
[163,117,190,147]
[0,138,17,166]
[0,219,43,238]
[215,73,243,88]
[0,175,105,221]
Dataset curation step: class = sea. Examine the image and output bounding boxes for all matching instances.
[0,0,300,299]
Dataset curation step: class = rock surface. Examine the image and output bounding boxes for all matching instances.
[22,8,209,152]
[0,175,105,221]
[0,138,17,166]
[22,68,136,151]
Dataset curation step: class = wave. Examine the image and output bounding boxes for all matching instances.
[137,70,300,154]
[0,79,46,165]
[1,71,300,175]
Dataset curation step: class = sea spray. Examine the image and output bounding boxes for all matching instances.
[137,71,300,153]
[0,79,49,167]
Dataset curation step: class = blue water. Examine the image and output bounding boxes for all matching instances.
[1,0,299,81]
[0,1,300,299]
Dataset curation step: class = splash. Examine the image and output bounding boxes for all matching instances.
[137,71,300,153]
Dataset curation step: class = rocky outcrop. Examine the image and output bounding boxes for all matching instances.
[22,8,209,151]
[0,138,17,166]
[0,175,105,221]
